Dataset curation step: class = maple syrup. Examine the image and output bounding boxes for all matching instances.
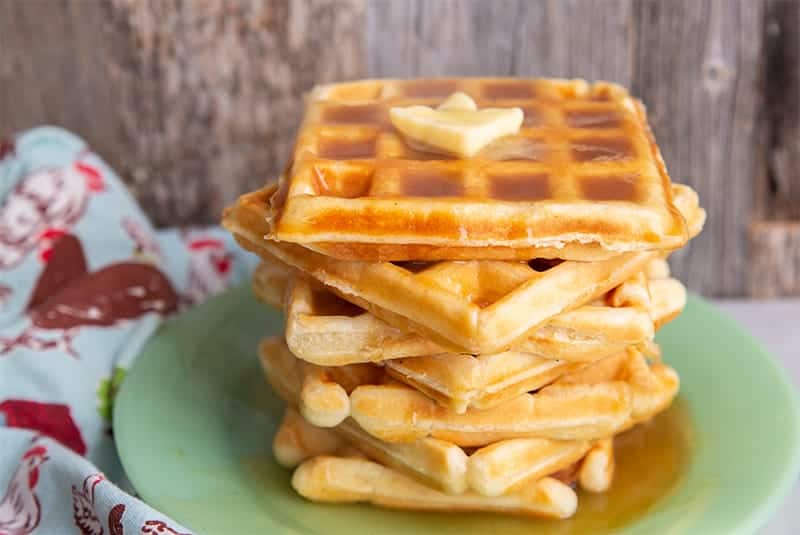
[243,400,692,533]
[483,81,537,100]
[402,170,464,197]
[571,137,636,162]
[496,400,693,534]
[581,174,640,202]
[490,173,550,201]
[318,137,377,159]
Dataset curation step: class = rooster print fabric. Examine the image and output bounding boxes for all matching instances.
[0,127,256,533]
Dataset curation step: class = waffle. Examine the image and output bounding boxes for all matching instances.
[224,182,702,354]
[556,347,680,430]
[262,333,633,446]
[256,260,653,365]
[384,352,580,413]
[348,346,677,446]
[578,437,615,493]
[273,407,348,468]
[292,456,579,519]
[254,261,678,369]
[259,337,382,428]
[270,316,592,415]
[261,338,602,496]
[349,380,632,446]
[274,406,603,498]
[228,202,653,354]
[265,78,688,261]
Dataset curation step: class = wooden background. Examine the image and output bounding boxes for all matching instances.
[1,0,799,298]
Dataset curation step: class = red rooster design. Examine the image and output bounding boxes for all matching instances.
[71,475,128,535]
[0,233,178,357]
[0,161,104,270]
[71,474,105,535]
[181,232,233,306]
[0,138,14,161]
[140,520,191,535]
[0,400,86,455]
[0,285,10,309]
[0,443,49,535]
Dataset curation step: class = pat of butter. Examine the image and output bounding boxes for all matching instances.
[390,92,523,157]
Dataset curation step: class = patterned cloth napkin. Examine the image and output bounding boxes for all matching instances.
[0,127,257,534]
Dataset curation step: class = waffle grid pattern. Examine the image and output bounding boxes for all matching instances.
[295,80,654,204]
[268,78,687,256]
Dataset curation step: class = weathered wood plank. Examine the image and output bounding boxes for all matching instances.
[1,0,366,226]
[764,0,800,220]
[750,222,800,297]
[367,0,633,82]
[0,0,132,179]
[630,0,765,297]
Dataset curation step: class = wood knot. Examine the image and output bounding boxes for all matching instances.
[702,59,735,95]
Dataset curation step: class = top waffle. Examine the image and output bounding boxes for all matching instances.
[268,78,688,261]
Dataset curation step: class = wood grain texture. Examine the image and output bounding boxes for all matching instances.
[0,0,131,179]
[1,0,798,297]
[367,0,633,82]
[765,0,800,220]
[1,0,365,225]
[750,222,800,297]
[630,0,765,297]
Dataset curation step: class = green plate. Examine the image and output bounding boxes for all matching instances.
[115,285,800,535]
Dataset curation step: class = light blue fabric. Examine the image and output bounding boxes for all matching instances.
[0,127,257,534]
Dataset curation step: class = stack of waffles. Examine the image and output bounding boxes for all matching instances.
[223,78,705,519]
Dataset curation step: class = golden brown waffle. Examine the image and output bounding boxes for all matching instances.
[273,406,607,499]
[303,180,705,262]
[557,348,679,426]
[275,321,585,415]
[224,182,702,354]
[384,352,579,413]
[260,336,634,446]
[578,438,615,493]
[266,78,688,261]
[347,348,677,446]
[227,202,653,355]
[263,341,615,499]
[292,456,579,518]
[273,407,349,468]
[258,337,382,428]
[349,380,632,446]
[253,261,681,369]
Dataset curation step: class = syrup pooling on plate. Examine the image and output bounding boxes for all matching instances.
[239,399,692,534]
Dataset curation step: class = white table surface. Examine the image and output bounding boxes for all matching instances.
[711,299,800,535]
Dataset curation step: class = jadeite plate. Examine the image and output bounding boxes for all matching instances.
[116,284,800,535]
